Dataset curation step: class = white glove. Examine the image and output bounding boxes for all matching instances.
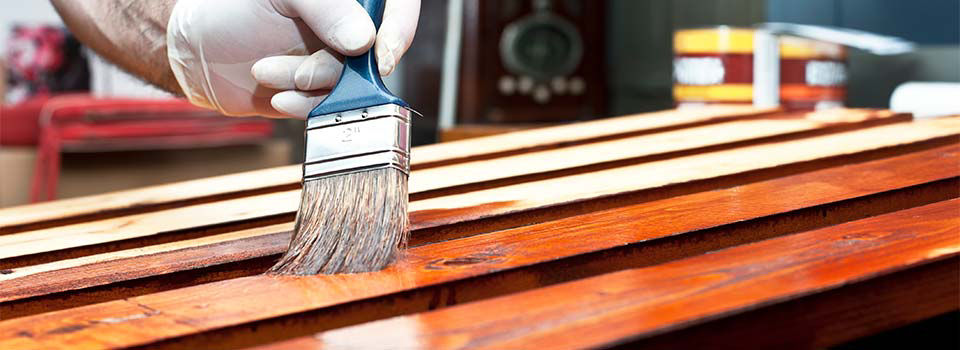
[167,0,420,118]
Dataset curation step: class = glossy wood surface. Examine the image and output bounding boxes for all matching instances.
[0,105,774,233]
[1,149,955,348]
[254,200,959,350]
[2,144,957,319]
[0,109,955,350]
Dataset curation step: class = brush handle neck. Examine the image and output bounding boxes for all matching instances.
[357,0,385,29]
[342,0,387,100]
[307,0,407,119]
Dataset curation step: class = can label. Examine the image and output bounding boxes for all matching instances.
[674,27,846,111]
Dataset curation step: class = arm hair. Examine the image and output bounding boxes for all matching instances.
[51,0,181,94]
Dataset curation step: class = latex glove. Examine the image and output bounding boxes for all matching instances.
[167,0,419,118]
[252,0,420,117]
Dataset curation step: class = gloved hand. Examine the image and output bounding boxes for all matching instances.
[167,0,419,118]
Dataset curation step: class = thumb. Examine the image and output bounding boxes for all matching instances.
[270,0,376,56]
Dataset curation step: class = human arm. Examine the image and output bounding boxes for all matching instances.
[50,0,181,93]
[50,0,420,118]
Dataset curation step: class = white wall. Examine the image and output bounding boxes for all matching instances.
[0,1,63,54]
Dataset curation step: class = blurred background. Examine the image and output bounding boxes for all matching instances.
[1,0,958,207]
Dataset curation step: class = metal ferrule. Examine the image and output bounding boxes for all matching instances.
[303,103,412,181]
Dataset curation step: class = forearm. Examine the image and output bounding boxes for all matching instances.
[51,0,181,94]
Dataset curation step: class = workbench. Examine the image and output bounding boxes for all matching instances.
[1,105,957,349]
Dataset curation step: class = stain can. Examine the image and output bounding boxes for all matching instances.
[673,26,847,111]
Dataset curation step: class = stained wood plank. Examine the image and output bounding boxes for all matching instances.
[622,258,957,349]
[0,299,195,350]
[2,143,957,317]
[253,200,960,350]
[2,115,954,270]
[0,105,775,233]
[1,147,955,348]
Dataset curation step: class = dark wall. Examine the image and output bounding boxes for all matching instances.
[768,0,960,107]
[768,0,960,45]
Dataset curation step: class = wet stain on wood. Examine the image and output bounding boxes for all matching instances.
[16,331,33,338]
[47,324,88,335]
[424,250,508,270]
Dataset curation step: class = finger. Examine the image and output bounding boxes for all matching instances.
[271,90,330,118]
[270,0,375,55]
[252,55,308,90]
[252,99,297,119]
[252,85,297,118]
[295,49,344,91]
[376,0,420,76]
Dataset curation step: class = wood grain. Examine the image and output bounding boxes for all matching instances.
[622,257,958,349]
[1,146,955,348]
[0,105,775,234]
[408,117,958,240]
[0,109,955,350]
[0,191,299,269]
[409,109,906,198]
[0,166,301,234]
[3,115,953,270]
[410,105,776,167]
[2,144,957,318]
[252,199,959,350]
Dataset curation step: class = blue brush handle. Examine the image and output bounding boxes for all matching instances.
[307,0,408,118]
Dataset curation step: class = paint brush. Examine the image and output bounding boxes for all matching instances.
[269,0,413,275]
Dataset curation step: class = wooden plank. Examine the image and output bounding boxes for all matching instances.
[253,200,960,350]
[622,258,958,349]
[0,166,301,235]
[0,191,298,269]
[2,143,957,318]
[2,115,952,270]
[1,147,955,349]
[409,117,958,241]
[0,299,195,350]
[410,105,776,167]
[0,105,775,234]
[0,224,291,318]
[409,109,906,198]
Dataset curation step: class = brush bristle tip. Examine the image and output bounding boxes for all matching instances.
[269,168,409,275]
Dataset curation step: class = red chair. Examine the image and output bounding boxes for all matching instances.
[25,95,274,202]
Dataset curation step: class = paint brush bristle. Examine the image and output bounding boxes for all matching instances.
[269,167,408,275]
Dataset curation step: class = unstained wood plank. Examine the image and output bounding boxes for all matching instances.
[409,109,906,197]
[410,105,777,167]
